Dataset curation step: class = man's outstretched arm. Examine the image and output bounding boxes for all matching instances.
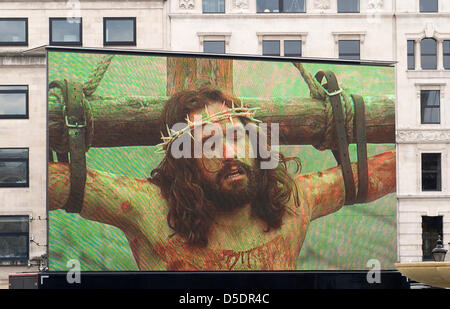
[295,149,396,221]
[49,162,155,230]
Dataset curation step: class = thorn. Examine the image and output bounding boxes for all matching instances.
[204,105,210,117]
[187,131,194,140]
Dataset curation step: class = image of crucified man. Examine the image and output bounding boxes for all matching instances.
[48,84,396,271]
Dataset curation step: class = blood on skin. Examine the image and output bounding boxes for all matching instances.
[120,201,133,213]
[153,235,297,271]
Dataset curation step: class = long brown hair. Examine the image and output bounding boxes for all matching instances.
[149,87,300,247]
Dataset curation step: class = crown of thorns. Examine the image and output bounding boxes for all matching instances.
[156,101,261,154]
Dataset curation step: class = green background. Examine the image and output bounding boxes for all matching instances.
[48,51,396,271]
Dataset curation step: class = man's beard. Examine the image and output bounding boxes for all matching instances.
[201,160,259,213]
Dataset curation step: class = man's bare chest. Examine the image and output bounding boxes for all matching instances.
[149,218,306,270]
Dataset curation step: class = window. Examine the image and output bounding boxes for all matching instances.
[0,216,29,262]
[339,40,360,60]
[203,41,225,54]
[50,18,82,46]
[407,40,415,70]
[337,0,360,13]
[0,148,29,187]
[420,0,438,13]
[444,40,450,70]
[262,40,280,56]
[203,0,225,13]
[421,90,440,124]
[421,153,441,191]
[0,86,28,119]
[257,0,306,13]
[0,18,28,46]
[421,38,437,70]
[422,216,443,261]
[103,17,136,46]
[284,40,302,57]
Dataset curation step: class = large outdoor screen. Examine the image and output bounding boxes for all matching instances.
[47,48,396,271]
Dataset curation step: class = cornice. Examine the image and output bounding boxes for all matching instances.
[396,130,450,144]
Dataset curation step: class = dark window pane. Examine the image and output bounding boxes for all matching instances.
[0,236,28,260]
[284,40,302,57]
[262,40,280,56]
[104,18,135,44]
[257,0,280,12]
[0,19,27,44]
[283,0,305,12]
[203,41,225,54]
[421,153,441,191]
[338,0,360,13]
[0,216,29,234]
[0,149,28,160]
[407,40,415,70]
[422,216,443,261]
[339,40,360,60]
[0,149,29,187]
[420,0,438,12]
[0,162,27,185]
[444,40,450,70]
[50,18,81,44]
[0,216,29,261]
[421,38,437,70]
[203,0,225,13]
[421,90,440,124]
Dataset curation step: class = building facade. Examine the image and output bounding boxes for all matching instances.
[0,0,449,288]
[0,0,167,289]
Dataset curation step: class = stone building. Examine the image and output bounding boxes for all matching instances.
[0,0,167,289]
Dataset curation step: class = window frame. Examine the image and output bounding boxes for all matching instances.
[0,215,29,262]
[444,40,450,70]
[262,40,281,56]
[421,38,437,70]
[420,89,440,124]
[338,40,361,60]
[103,17,137,47]
[337,0,360,13]
[421,152,442,192]
[257,0,306,13]
[407,40,415,70]
[203,40,226,54]
[0,18,28,46]
[202,0,226,13]
[0,85,29,119]
[421,216,443,261]
[419,0,438,13]
[0,148,29,188]
[283,40,302,57]
[49,17,83,46]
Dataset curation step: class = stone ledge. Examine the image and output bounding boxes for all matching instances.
[0,54,46,67]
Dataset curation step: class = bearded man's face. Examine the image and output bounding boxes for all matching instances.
[189,102,259,212]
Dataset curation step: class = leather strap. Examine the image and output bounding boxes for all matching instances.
[49,79,88,213]
[352,94,369,203]
[315,70,356,205]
